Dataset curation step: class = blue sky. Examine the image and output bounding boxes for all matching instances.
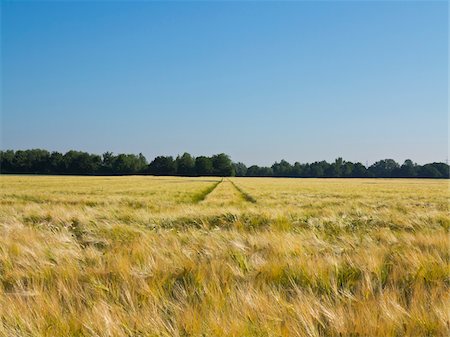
[1,1,448,166]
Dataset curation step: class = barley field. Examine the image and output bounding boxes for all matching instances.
[0,176,448,337]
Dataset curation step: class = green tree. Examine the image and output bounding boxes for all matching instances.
[113,154,147,174]
[418,164,442,178]
[233,162,248,177]
[396,159,417,177]
[176,153,195,176]
[195,156,213,176]
[368,159,399,178]
[148,156,176,175]
[102,152,115,173]
[352,163,368,177]
[212,153,235,176]
[64,151,100,174]
[0,150,15,172]
[310,161,327,177]
[272,160,293,177]
[246,165,273,176]
[49,151,65,173]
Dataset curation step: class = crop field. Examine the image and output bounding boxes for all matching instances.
[0,176,448,337]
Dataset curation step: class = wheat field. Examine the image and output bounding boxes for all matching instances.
[0,176,448,337]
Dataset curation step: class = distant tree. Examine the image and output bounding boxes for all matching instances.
[9,149,51,173]
[429,162,450,178]
[63,151,101,174]
[272,160,293,177]
[29,149,51,173]
[333,157,344,177]
[417,164,442,178]
[246,165,259,176]
[0,150,15,172]
[325,164,338,177]
[195,156,213,176]
[403,159,414,167]
[300,163,312,177]
[394,159,417,178]
[101,152,115,173]
[113,153,147,174]
[113,154,130,174]
[138,153,148,171]
[12,150,29,172]
[342,161,354,177]
[49,151,65,173]
[176,153,195,176]
[1,148,448,178]
[148,156,176,175]
[310,161,327,178]
[292,162,304,177]
[233,162,248,177]
[246,165,273,177]
[368,159,400,178]
[212,153,235,176]
[351,163,368,177]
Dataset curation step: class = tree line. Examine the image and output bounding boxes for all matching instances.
[0,149,448,178]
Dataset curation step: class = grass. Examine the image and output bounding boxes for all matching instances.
[192,179,222,203]
[0,175,448,336]
[228,179,257,203]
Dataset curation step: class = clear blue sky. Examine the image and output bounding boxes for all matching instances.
[2,1,448,166]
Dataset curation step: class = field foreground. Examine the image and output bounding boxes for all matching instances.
[0,176,448,337]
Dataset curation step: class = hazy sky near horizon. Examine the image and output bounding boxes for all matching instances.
[2,1,448,166]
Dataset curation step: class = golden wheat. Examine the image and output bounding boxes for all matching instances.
[0,176,448,336]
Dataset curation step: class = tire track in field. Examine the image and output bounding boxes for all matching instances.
[228,179,257,203]
[191,179,223,203]
[200,179,243,206]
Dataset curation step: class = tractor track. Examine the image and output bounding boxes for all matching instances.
[228,179,257,203]
[191,179,223,203]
